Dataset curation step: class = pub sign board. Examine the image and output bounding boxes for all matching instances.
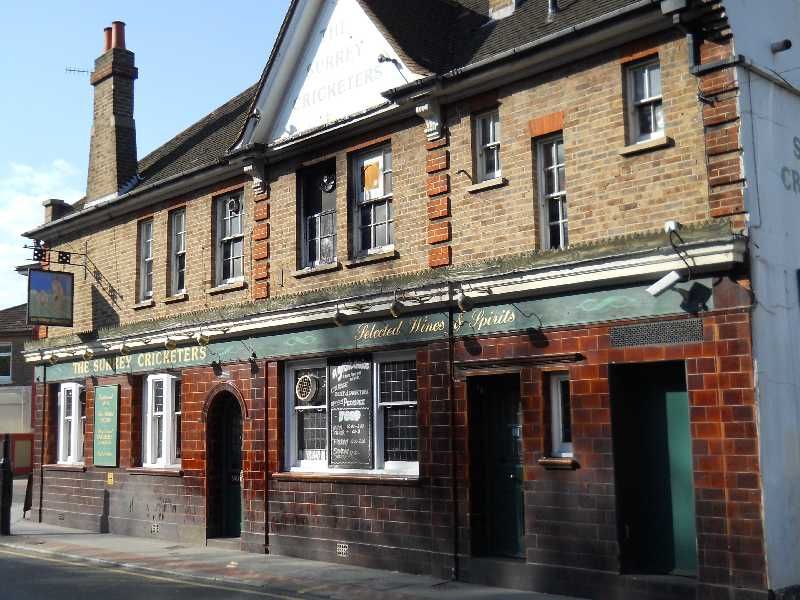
[328,357,373,469]
[93,385,119,467]
[27,269,74,327]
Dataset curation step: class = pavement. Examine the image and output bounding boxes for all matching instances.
[2,476,579,600]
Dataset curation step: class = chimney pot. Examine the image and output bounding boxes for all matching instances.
[103,27,112,52]
[547,0,559,22]
[111,21,126,49]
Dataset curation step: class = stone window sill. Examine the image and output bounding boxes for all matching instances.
[291,261,340,279]
[206,280,247,296]
[164,293,188,304]
[619,135,674,157]
[126,467,183,477]
[537,457,578,470]
[467,177,507,194]
[271,471,420,486]
[43,463,86,472]
[132,299,155,310]
[345,247,397,268]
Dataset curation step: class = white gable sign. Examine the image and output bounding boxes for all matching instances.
[269,0,422,142]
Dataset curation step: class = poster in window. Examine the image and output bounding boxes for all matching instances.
[27,269,74,327]
[360,154,383,200]
[328,357,373,469]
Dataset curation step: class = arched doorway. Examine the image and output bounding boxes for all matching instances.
[206,392,243,540]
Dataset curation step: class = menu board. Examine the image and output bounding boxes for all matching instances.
[328,357,373,469]
[93,385,119,467]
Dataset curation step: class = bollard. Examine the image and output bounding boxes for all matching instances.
[0,434,11,535]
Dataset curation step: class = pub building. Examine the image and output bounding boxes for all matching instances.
[21,2,800,599]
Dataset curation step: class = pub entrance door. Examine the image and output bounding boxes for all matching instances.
[207,393,242,540]
[611,361,698,576]
[468,374,525,559]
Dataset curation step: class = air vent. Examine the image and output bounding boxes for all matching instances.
[150,523,160,535]
[295,374,319,404]
[609,319,703,348]
[336,543,350,558]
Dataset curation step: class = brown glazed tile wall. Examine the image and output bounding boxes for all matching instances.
[452,309,765,598]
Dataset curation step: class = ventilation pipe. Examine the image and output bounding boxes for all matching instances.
[547,0,559,23]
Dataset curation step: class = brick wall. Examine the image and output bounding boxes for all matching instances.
[41,32,723,343]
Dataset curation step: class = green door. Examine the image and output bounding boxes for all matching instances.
[221,399,243,538]
[468,375,525,558]
[611,362,698,576]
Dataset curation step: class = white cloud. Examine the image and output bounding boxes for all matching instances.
[0,160,82,309]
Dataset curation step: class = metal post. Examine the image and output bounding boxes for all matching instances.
[0,434,12,535]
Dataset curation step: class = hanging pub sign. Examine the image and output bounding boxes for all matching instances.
[93,385,119,467]
[328,356,373,469]
[27,269,74,327]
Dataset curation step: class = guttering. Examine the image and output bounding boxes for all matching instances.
[25,236,745,364]
[384,0,664,102]
[24,159,241,241]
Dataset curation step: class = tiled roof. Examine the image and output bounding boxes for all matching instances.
[137,84,259,187]
[0,304,33,334]
[70,0,644,209]
[365,0,645,72]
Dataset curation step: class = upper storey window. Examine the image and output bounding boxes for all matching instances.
[0,343,11,384]
[627,58,664,143]
[538,135,568,250]
[169,208,186,296]
[299,161,337,268]
[475,109,501,181]
[137,219,154,301]
[216,192,244,285]
[352,145,393,256]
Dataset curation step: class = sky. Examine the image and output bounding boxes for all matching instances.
[0,0,290,309]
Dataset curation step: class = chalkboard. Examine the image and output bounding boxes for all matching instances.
[93,385,119,467]
[328,357,373,469]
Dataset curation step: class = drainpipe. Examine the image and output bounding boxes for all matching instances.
[447,282,459,580]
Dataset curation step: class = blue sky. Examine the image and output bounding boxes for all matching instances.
[0,1,290,308]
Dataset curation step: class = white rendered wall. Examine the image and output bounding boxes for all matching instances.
[738,59,800,594]
[724,0,800,88]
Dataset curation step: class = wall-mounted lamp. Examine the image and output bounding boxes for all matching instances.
[82,349,94,361]
[333,305,347,327]
[195,332,210,346]
[389,292,404,318]
[47,354,57,365]
[455,289,473,312]
[164,338,178,351]
[119,343,131,356]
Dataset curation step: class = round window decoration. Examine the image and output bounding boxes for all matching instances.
[319,173,336,193]
[227,197,241,214]
[295,374,319,404]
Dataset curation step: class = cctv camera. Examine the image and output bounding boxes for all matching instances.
[646,270,683,297]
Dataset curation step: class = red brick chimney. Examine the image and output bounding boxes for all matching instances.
[86,21,138,201]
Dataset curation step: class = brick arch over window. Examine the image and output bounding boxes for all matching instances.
[201,382,248,423]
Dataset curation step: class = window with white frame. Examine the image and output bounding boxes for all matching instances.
[169,208,186,295]
[474,109,501,181]
[300,161,337,268]
[627,57,664,143]
[137,219,153,301]
[215,193,244,285]
[538,135,568,250]
[352,146,393,256]
[549,373,573,457]
[285,353,418,474]
[57,382,85,464]
[0,343,11,384]
[143,374,182,468]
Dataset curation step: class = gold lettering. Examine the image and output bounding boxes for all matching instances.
[198,346,207,360]
[170,350,177,364]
